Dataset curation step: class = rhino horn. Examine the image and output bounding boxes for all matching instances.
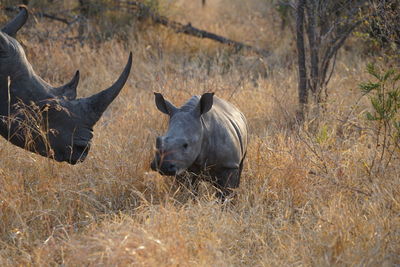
[82,52,132,124]
[2,6,28,37]
[53,70,80,100]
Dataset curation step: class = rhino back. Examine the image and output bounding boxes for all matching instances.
[195,96,248,170]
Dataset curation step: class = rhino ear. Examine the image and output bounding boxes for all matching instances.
[194,92,214,116]
[154,92,178,116]
[2,6,28,37]
[53,70,79,100]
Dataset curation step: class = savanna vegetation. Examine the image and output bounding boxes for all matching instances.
[0,0,399,266]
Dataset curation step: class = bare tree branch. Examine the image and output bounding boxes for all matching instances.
[4,5,73,25]
[119,0,270,57]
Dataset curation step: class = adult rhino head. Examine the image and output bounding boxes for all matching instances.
[0,7,133,164]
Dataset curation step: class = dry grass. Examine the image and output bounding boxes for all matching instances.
[0,0,399,266]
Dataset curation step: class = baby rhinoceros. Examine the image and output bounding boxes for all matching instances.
[151,92,248,198]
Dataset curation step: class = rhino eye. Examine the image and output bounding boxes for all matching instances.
[183,143,188,149]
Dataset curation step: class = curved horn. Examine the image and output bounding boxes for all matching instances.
[53,70,80,100]
[2,6,28,37]
[84,52,132,123]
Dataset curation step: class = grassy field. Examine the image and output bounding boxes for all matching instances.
[0,0,399,266]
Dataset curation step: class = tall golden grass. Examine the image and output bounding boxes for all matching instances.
[0,0,399,266]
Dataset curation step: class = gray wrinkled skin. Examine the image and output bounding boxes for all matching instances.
[151,93,248,197]
[0,8,132,164]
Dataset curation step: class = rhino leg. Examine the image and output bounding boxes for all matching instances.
[215,152,246,196]
[238,152,246,179]
[213,167,240,200]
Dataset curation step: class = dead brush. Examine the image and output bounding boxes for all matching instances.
[0,76,63,161]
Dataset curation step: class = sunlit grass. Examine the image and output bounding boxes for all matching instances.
[0,0,399,266]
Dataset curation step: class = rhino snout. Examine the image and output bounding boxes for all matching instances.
[151,150,162,171]
[158,161,177,176]
[151,154,178,176]
[62,142,90,165]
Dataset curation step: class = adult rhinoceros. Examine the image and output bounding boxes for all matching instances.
[0,7,132,164]
[151,92,248,198]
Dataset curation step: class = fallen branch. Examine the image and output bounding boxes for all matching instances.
[33,12,71,25]
[3,5,73,25]
[119,0,270,57]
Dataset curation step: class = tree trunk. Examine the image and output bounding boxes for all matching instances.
[305,1,319,100]
[296,0,307,122]
[78,0,90,42]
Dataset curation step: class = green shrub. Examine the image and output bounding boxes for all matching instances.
[360,63,400,174]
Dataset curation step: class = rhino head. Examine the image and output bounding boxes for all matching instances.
[0,7,132,164]
[151,92,214,175]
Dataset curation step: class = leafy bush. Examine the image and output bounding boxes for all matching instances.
[360,63,400,173]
